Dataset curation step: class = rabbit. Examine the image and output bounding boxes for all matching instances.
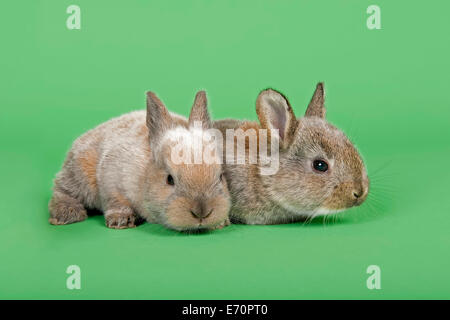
[49,91,231,231]
[214,83,369,224]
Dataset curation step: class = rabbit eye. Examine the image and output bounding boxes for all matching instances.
[166,175,175,186]
[313,159,328,172]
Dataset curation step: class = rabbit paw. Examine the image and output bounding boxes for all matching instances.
[48,191,88,225]
[49,206,87,225]
[105,212,137,229]
[212,218,231,230]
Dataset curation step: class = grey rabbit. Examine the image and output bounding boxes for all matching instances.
[214,83,369,224]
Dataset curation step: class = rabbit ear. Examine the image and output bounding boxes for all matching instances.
[305,82,326,118]
[256,89,297,149]
[146,91,173,139]
[188,90,211,129]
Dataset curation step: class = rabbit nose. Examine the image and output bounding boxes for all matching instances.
[190,201,213,219]
[352,184,368,205]
[353,191,362,198]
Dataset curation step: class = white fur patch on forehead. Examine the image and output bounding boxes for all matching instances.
[159,126,222,165]
[162,126,213,146]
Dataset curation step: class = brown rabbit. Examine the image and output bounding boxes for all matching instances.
[214,83,369,224]
[49,91,231,231]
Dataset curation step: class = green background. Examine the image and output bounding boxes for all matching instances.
[1,0,449,299]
